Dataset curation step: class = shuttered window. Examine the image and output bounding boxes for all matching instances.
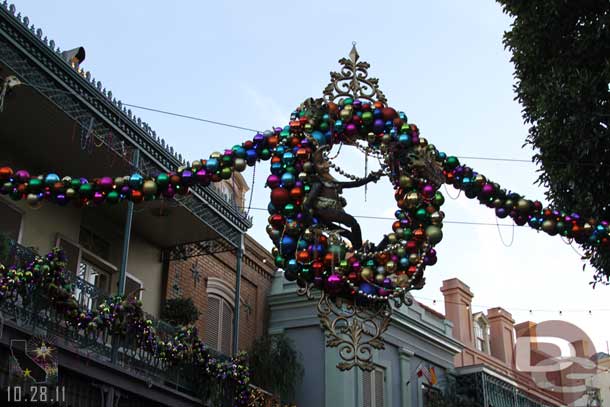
[204,295,233,355]
[362,367,385,407]
[0,199,21,241]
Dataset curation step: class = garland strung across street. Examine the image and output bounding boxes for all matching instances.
[1,45,608,372]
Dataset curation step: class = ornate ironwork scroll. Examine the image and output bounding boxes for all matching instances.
[323,43,387,104]
[317,292,392,371]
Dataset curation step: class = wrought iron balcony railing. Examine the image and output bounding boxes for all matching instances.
[0,237,196,395]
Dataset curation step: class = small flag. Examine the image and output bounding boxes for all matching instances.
[429,367,437,385]
[416,363,437,385]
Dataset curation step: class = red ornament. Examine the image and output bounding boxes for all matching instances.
[270,188,290,207]
[381,107,397,121]
[0,166,13,180]
[297,250,310,263]
[290,187,304,200]
[269,214,285,227]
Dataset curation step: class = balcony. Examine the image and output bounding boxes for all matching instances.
[0,236,239,403]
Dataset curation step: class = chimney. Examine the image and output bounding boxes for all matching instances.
[488,307,515,366]
[441,278,474,347]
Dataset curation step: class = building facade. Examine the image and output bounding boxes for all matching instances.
[268,272,463,407]
[441,278,566,407]
[0,3,273,405]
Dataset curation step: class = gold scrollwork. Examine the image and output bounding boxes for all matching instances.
[323,44,388,105]
[317,292,392,371]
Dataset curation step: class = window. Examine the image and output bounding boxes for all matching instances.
[125,273,143,300]
[473,316,489,353]
[78,258,111,309]
[422,384,443,407]
[0,199,22,241]
[362,367,385,407]
[204,295,234,355]
[56,235,116,309]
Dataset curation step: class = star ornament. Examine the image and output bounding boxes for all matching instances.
[23,368,31,377]
[33,341,56,362]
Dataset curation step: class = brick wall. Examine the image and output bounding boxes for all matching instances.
[165,234,275,352]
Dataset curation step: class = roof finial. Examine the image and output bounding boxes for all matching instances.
[349,41,359,63]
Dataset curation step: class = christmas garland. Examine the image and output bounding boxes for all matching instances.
[0,249,250,405]
[1,98,608,304]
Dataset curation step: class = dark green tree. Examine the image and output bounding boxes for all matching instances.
[497,0,610,285]
[248,333,304,402]
[160,297,200,326]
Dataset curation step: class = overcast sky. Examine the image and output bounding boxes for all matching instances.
[12,0,608,353]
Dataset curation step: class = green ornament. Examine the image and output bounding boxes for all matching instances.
[445,156,459,169]
[425,225,443,245]
[107,191,119,204]
[156,173,170,188]
[433,192,445,207]
[415,208,428,220]
[79,183,93,197]
[260,149,271,160]
[220,167,233,179]
[274,256,285,268]
[29,178,42,190]
[362,111,373,125]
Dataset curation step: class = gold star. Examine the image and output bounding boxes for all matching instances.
[23,368,31,377]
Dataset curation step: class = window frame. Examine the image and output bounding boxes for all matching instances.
[361,364,386,407]
[0,197,24,243]
[55,234,117,309]
[204,278,237,355]
[124,272,144,300]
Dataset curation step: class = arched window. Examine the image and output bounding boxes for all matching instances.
[473,313,489,353]
[204,278,235,355]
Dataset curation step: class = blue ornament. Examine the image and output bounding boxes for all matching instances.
[129,173,144,189]
[206,158,219,172]
[280,236,297,254]
[282,152,295,165]
[286,259,298,272]
[267,202,277,214]
[312,131,326,146]
[270,162,283,175]
[398,134,411,144]
[44,173,60,186]
[246,149,257,165]
[281,173,295,187]
[359,282,376,295]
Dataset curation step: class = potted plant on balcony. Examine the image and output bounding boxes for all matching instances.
[160,297,200,326]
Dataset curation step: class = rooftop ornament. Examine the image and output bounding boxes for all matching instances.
[1,43,609,373]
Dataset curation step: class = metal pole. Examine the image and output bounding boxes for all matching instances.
[118,150,139,295]
[232,233,244,355]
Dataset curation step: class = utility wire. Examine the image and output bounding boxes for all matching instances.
[122,103,261,133]
[237,206,522,228]
[14,80,602,167]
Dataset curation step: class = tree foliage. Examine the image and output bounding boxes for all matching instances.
[498,0,610,285]
[160,297,200,326]
[248,334,304,401]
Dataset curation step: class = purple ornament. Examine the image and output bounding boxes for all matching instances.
[15,170,30,183]
[99,176,113,190]
[181,170,193,186]
[345,123,358,137]
[93,191,104,204]
[267,174,280,188]
[373,119,385,133]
